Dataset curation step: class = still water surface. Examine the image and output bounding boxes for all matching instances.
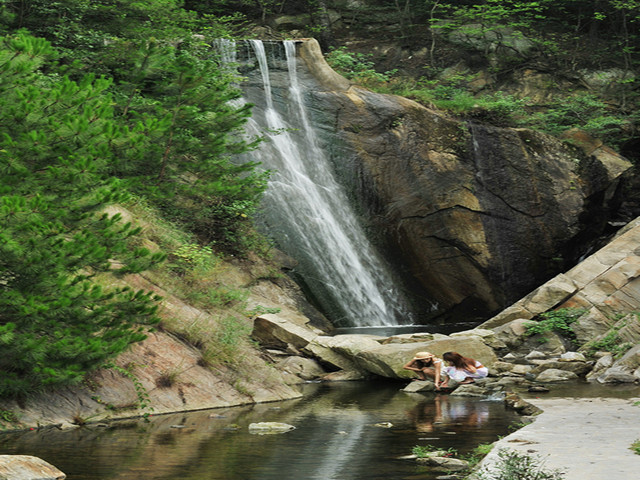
[0,381,524,480]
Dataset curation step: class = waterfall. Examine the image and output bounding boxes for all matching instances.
[221,39,412,327]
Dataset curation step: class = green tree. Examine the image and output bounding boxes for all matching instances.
[0,32,163,398]
[103,38,269,251]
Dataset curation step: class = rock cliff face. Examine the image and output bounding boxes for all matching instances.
[291,39,632,321]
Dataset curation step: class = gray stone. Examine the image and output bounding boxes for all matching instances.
[571,307,615,344]
[248,422,296,434]
[277,356,327,381]
[321,370,366,382]
[524,350,547,360]
[490,361,515,374]
[535,369,579,382]
[492,319,537,349]
[531,361,591,377]
[417,455,470,471]
[251,314,317,350]
[560,351,587,362]
[511,364,534,375]
[587,353,613,380]
[402,380,438,393]
[597,367,638,383]
[449,384,486,397]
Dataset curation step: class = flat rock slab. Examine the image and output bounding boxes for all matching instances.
[0,455,66,479]
[478,397,640,480]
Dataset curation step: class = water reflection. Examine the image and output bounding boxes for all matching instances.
[408,394,490,434]
[0,382,521,480]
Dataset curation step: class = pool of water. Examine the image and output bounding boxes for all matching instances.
[332,323,480,337]
[0,381,522,480]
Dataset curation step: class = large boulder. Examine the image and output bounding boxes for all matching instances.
[302,334,379,373]
[352,336,497,379]
[251,313,319,351]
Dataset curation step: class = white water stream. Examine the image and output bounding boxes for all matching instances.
[219,39,412,327]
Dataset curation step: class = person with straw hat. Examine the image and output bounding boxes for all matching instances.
[403,351,445,389]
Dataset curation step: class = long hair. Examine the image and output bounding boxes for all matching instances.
[443,351,476,370]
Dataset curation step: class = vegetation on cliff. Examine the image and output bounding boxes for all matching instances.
[0,2,267,398]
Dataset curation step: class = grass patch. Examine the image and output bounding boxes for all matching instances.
[476,449,564,480]
[462,442,494,467]
[411,444,457,458]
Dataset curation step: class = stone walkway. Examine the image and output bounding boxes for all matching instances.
[475,397,640,480]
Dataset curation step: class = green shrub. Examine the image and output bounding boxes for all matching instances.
[525,308,585,343]
[529,93,626,146]
[412,444,457,458]
[477,449,564,480]
[583,322,634,358]
[326,46,396,87]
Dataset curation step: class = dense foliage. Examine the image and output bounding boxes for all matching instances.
[323,1,640,151]
[0,1,267,397]
[0,33,165,396]
[199,0,640,153]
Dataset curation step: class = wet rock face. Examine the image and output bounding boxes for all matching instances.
[296,39,631,322]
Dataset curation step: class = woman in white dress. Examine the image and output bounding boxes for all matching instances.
[440,351,488,387]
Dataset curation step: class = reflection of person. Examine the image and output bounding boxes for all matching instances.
[440,351,488,387]
[407,395,445,432]
[403,351,444,389]
[408,395,491,433]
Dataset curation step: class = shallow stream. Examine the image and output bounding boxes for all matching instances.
[1,381,522,480]
[2,380,638,479]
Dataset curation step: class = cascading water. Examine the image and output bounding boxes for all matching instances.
[220,39,412,327]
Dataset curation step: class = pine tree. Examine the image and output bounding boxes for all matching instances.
[0,32,163,398]
[106,39,268,251]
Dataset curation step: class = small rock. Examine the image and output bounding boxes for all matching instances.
[535,369,578,382]
[525,350,547,360]
[402,380,438,393]
[397,454,417,460]
[560,352,587,362]
[248,422,296,434]
[417,456,470,471]
[596,367,638,384]
[528,385,550,392]
[373,422,393,428]
[511,364,534,375]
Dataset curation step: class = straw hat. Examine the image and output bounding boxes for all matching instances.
[414,352,434,360]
